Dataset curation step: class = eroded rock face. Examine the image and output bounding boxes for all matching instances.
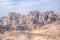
[3,12,20,26]
[3,12,21,30]
[38,11,57,25]
[47,11,57,23]
[0,11,59,32]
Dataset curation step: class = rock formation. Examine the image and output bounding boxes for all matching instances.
[0,11,60,33]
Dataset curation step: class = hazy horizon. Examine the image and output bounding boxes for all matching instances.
[0,0,60,17]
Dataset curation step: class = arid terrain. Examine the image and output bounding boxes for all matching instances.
[0,11,60,40]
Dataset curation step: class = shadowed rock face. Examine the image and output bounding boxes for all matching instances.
[0,11,60,33]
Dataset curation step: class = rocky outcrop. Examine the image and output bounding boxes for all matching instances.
[0,11,60,33]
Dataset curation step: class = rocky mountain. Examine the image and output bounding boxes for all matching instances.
[0,11,60,33]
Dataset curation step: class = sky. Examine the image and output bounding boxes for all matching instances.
[0,0,60,17]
